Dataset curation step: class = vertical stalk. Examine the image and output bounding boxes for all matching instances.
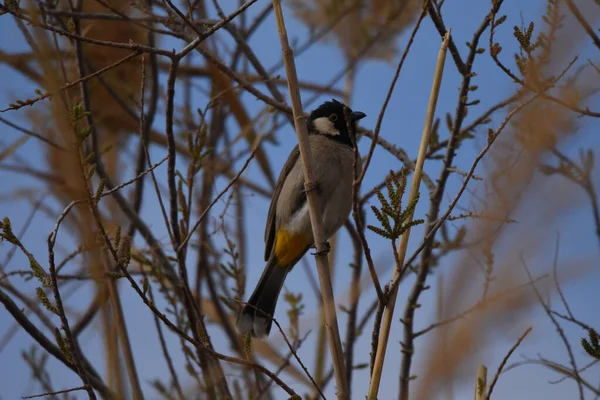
[367,31,450,399]
[475,365,487,400]
[271,1,349,397]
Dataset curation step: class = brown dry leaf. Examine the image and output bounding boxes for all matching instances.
[76,0,146,135]
[26,20,87,218]
[208,65,276,186]
[288,0,420,61]
[17,0,149,237]
[72,0,148,230]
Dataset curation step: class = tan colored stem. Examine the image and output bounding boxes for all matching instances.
[476,364,488,400]
[367,31,450,399]
[314,233,338,390]
[271,0,349,398]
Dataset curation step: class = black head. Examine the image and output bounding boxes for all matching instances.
[307,99,366,147]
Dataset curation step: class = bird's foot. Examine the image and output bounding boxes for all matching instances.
[311,241,331,256]
[303,181,322,195]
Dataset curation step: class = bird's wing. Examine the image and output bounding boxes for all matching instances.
[264,144,302,261]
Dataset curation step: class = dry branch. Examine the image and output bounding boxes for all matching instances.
[271,0,349,397]
[487,327,532,399]
[367,30,450,400]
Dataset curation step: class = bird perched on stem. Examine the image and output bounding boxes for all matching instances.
[236,99,366,338]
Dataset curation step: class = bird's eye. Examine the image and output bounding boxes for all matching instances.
[329,113,338,121]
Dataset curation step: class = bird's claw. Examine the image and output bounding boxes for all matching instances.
[303,181,322,195]
[311,241,331,256]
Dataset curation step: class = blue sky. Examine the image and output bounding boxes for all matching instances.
[1,1,600,399]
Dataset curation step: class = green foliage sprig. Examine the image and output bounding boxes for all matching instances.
[54,328,73,363]
[367,171,424,240]
[219,237,245,313]
[1,217,50,286]
[582,328,600,359]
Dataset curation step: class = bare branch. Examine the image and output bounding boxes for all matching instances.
[486,327,532,399]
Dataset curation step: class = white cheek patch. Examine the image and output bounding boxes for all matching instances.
[312,117,340,136]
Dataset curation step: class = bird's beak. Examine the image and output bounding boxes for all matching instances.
[350,111,367,121]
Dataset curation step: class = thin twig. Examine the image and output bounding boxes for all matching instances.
[0,289,114,398]
[129,19,161,242]
[506,357,600,396]
[521,257,585,399]
[164,49,230,399]
[414,274,547,338]
[1,51,141,112]
[147,285,186,400]
[268,310,326,400]
[426,1,466,75]
[564,0,600,50]
[0,116,66,150]
[486,327,532,399]
[22,385,89,399]
[179,144,260,252]
[70,12,143,396]
[488,15,600,119]
[0,5,173,57]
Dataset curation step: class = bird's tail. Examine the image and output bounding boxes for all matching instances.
[236,257,289,338]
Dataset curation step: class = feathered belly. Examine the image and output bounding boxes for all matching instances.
[322,178,353,238]
[283,177,353,241]
[277,139,357,254]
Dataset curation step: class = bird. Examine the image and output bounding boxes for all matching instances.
[236,99,366,338]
